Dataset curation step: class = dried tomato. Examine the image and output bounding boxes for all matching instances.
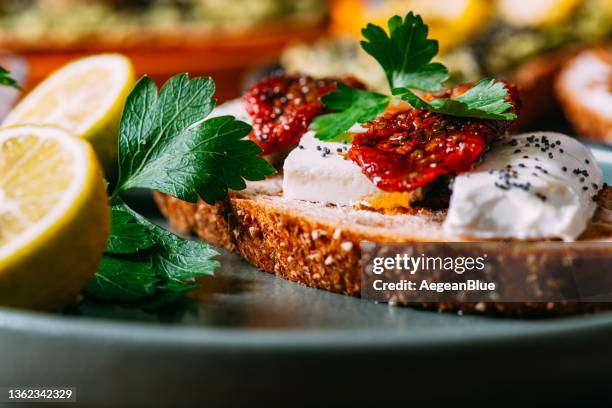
[348,83,520,192]
[244,75,362,154]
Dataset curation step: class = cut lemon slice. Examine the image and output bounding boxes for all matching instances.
[2,54,134,177]
[0,125,109,310]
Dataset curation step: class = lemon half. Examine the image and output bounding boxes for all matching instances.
[0,125,109,311]
[2,54,135,177]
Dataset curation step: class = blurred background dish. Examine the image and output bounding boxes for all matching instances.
[0,0,327,50]
[0,0,328,101]
[556,46,612,145]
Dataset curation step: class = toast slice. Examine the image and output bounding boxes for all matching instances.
[154,176,612,315]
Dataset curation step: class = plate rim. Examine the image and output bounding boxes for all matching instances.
[2,305,612,351]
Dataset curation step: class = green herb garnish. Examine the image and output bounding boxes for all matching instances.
[311,84,389,141]
[0,67,20,89]
[85,74,275,310]
[362,12,448,93]
[113,75,274,205]
[86,205,219,309]
[423,78,517,120]
[310,12,517,140]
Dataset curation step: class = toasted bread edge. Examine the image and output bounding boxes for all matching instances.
[154,187,612,316]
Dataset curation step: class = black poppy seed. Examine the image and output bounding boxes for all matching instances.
[336,148,343,153]
[323,147,331,154]
[523,155,529,159]
[559,149,564,153]
[495,182,511,190]
[514,149,521,154]
[532,172,538,177]
[586,159,590,164]
[592,183,598,189]
[535,144,540,148]
[298,144,304,149]
[509,139,518,146]
[583,186,588,191]
[542,169,548,174]
[321,153,327,158]
[316,146,322,151]
[519,163,526,168]
[512,182,530,191]
[562,166,567,172]
[593,195,599,202]
[580,177,585,182]
[548,153,553,159]
[536,193,547,202]
[556,140,561,145]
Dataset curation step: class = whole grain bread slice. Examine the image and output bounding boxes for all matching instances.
[154,176,612,315]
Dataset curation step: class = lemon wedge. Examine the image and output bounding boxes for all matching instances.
[0,125,109,311]
[2,54,135,177]
[496,0,582,28]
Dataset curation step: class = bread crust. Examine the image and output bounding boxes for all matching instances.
[154,182,612,315]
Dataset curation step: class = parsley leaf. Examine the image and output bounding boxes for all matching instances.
[115,74,275,204]
[85,72,275,311]
[144,214,219,285]
[361,12,448,92]
[311,84,390,141]
[105,207,155,254]
[86,203,219,307]
[392,87,428,109]
[399,78,517,120]
[0,67,19,89]
[426,79,517,120]
[86,256,157,302]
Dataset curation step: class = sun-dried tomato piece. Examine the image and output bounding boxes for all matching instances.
[348,83,520,192]
[244,75,362,154]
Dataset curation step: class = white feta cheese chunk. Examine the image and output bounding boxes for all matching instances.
[444,132,603,241]
[283,131,379,206]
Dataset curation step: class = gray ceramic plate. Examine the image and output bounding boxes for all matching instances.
[0,143,611,407]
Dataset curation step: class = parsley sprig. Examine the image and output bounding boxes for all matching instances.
[113,75,273,204]
[0,67,19,89]
[310,12,517,140]
[362,12,448,93]
[311,84,389,141]
[85,74,275,310]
